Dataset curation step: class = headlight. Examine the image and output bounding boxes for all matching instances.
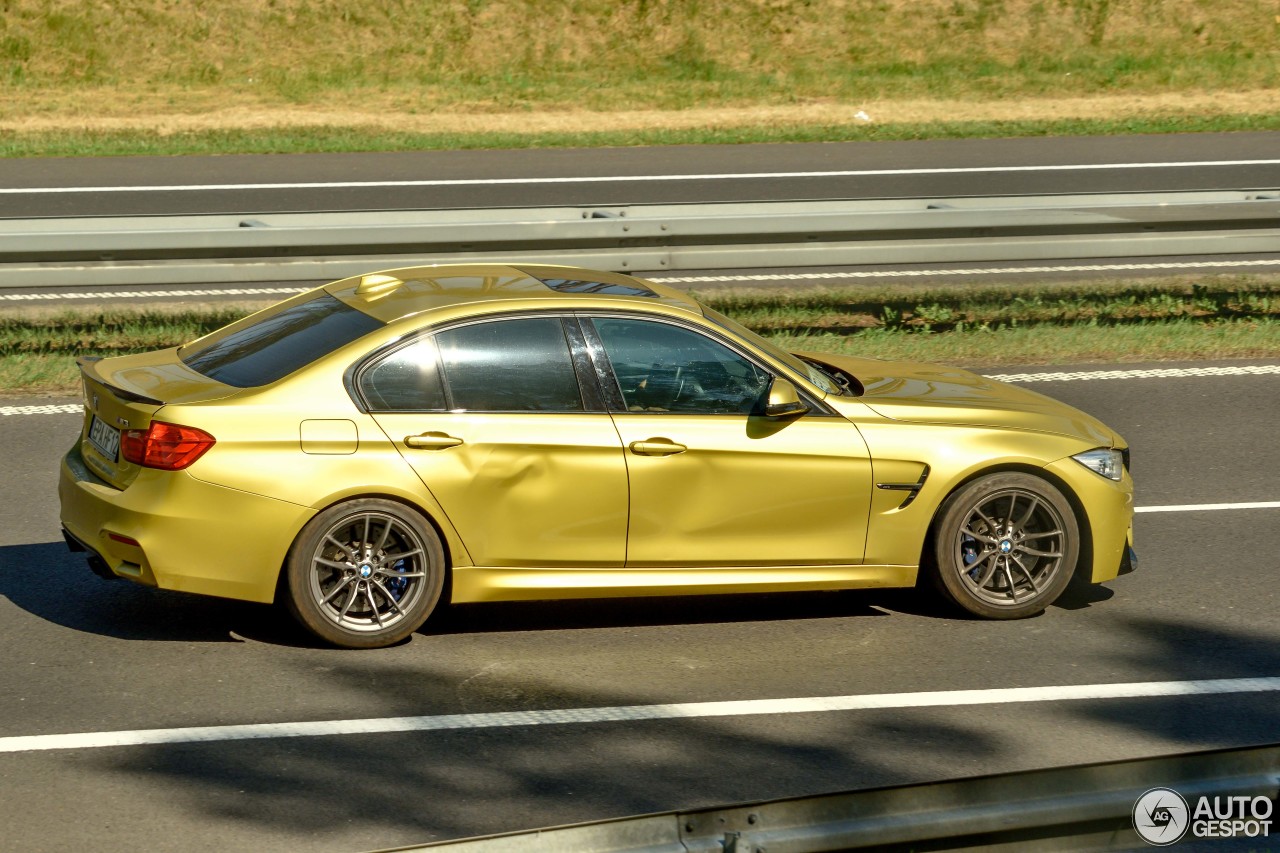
[1072,448,1125,481]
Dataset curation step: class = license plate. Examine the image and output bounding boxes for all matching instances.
[88,415,121,461]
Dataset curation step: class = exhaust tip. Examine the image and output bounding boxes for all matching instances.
[85,554,119,581]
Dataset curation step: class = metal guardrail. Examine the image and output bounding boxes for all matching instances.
[378,743,1280,852]
[1,190,1278,288]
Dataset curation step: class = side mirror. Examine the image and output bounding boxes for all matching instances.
[765,377,809,418]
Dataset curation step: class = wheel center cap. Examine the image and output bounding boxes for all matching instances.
[998,539,1013,554]
[359,564,373,578]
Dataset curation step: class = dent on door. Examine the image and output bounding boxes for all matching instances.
[614,413,873,568]
[375,412,629,568]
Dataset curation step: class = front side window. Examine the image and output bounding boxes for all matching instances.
[590,317,771,414]
[181,293,383,388]
[363,316,584,413]
[701,306,843,395]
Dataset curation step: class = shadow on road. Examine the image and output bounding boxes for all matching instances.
[77,661,1005,847]
[0,538,1134,647]
[0,541,291,644]
[70,612,1279,849]
[7,533,1279,850]
[1,540,924,645]
[1077,615,1280,746]
[428,587,895,635]
[70,612,1280,850]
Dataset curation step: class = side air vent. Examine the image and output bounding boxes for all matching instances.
[876,465,931,509]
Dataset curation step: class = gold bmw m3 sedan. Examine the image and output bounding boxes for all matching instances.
[59,264,1135,648]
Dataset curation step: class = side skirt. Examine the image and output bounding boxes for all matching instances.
[451,564,918,604]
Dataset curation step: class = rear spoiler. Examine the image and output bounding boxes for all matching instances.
[77,356,164,406]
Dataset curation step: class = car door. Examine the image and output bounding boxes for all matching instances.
[362,314,628,568]
[583,314,873,568]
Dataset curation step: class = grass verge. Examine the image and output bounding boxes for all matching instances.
[5,113,1280,159]
[4,276,1279,396]
[696,276,1280,335]
[768,319,1280,367]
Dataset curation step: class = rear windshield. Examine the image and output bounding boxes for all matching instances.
[180,293,383,388]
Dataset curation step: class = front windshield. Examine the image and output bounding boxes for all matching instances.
[702,306,844,395]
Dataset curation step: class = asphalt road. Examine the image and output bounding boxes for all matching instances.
[1,360,1278,852]
[2,131,1278,217]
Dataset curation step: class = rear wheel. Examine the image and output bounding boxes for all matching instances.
[285,499,445,648]
[929,472,1079,619]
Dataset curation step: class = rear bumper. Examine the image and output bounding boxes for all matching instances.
[61,524,119,580]
[58,444,314,603]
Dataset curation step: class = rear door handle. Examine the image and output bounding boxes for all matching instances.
[404,432,464,450]
[629,438,687,456]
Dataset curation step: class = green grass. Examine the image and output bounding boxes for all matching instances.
[5,113,1280,158]
[2,0,1277,104]
[697,276,1280,336]
[5,277,1279,394]
[3,1,1280,157]
[768,319,1280,367]
[0,308,243,356]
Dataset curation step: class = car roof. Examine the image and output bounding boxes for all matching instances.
[324,263,701,324]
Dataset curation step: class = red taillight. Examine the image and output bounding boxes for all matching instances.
[121,421,216,470]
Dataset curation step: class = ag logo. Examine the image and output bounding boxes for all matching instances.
[1133,787,1190,845]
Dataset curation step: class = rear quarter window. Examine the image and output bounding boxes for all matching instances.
[181,294,383,388]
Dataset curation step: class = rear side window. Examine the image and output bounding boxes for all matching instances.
[437,318,584,412]
[181,294,383,388]
[361,338,447,411]
[360,317,585,413]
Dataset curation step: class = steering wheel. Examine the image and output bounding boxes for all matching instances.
[669,365,686,405]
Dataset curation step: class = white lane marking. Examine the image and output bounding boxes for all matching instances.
[1137,501,1280,513]
[7,258,1280,303]
[4,159,1279,194]
[0,287,308,302]
[653,259,1280,283]
[0,404,82,416]
[988,365,1280,382]
[1,677,1276,753]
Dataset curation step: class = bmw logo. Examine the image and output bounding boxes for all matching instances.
[359,565,373,578]
[999,540,1013,554]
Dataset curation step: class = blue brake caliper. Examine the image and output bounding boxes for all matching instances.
[384,558,409,601]
[961,535,981,578]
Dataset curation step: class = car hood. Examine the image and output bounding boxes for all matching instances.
[804,352,1121,446]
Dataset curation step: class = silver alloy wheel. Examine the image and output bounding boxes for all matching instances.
[306,511,429,633]
[953,487,1067,607]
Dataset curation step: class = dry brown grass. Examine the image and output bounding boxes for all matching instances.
[1,0,1277,135]
[0,0,1271,81]
[3,89,1279,136]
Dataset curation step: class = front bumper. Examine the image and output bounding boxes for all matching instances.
[58,444,314,603]
[1045,456,1135,584]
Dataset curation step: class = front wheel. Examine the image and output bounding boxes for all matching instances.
[928,472,1079,619]
[285,499,446,648]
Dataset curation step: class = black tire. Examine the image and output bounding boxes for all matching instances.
[928,472,1079,619]
[285,499,445,648]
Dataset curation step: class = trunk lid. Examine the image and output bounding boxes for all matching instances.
[77,349,237,489]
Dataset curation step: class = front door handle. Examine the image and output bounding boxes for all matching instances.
[629,438,687,456]
[404,432,464,450]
